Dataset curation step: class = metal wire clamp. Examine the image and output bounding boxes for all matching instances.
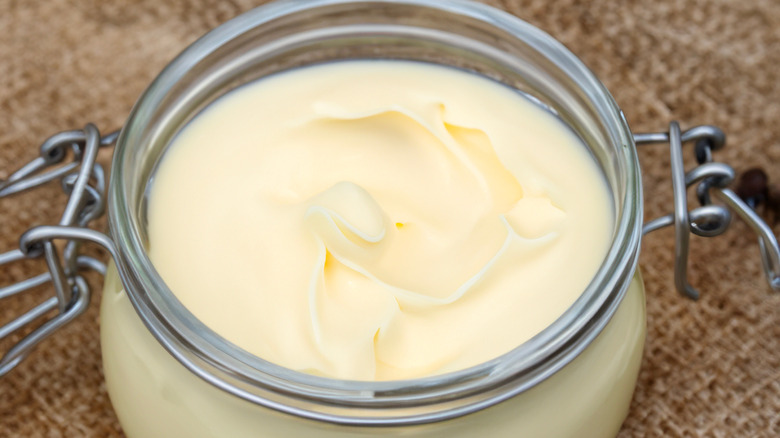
[636,122,780,299]
[1,122,779,377]
[0,125,118,376]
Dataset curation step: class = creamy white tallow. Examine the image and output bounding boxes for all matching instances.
[147,60,614,381]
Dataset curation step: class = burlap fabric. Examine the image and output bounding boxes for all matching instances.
[1,0,778,436]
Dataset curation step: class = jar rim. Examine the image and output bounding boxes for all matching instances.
[108,0,642,425]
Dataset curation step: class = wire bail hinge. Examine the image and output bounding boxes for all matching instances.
[0,125,118,376]
[636,122,780,299]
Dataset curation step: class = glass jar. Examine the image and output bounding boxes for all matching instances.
[101,0,644,436]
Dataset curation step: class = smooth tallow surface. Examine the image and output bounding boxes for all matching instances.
[147,60,613,380]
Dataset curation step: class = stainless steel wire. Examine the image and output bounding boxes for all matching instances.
[636,123,780,299]
[0,125,117,376]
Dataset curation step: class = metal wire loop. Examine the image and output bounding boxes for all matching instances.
[636,122,780,299]
[0,125,118,377]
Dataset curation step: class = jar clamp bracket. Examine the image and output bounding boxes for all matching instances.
[0,122,778,376]
[0,125,118,376]
[636,122,780,299]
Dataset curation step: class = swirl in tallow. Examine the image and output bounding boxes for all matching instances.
[148,61,613,381]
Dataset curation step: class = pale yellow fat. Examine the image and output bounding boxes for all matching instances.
[146,60,614,381]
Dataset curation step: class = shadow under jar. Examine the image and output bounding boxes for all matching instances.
[101,0,645,437]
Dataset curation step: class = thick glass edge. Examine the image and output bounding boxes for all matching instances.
[107,0,643,422]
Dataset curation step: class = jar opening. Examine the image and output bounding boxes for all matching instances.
[108,0,641,425]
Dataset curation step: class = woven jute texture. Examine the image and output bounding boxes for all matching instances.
[1,0,779,437]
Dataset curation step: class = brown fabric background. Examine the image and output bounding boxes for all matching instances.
[1,0,779,436]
